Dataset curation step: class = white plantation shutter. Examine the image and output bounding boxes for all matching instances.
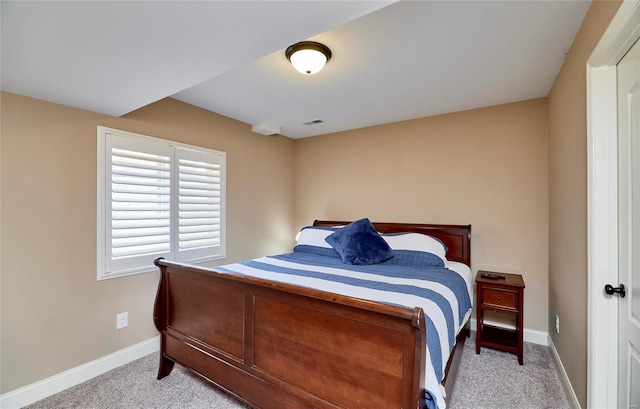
[98,127,226,280]
[176,147,224,262]
[111,148,172,255]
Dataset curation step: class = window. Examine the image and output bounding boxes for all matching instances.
[97,126,225,280]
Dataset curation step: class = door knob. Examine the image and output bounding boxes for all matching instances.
[604,284,626,298]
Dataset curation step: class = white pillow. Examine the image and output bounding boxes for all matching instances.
[381,233,447,264]
[295,227,336,249]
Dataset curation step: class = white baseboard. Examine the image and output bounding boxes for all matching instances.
[0,336,160,409]
[0,325,557,408]
[549,336,581,409]
[469,318,549,346]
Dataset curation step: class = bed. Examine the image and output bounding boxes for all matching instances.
[153,220,472,409]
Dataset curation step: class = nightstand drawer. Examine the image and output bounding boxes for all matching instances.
[482,288,517,310]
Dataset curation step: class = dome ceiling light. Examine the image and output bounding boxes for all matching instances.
[285,41,332,75]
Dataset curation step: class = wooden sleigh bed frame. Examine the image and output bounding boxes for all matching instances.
[153,221,471,409]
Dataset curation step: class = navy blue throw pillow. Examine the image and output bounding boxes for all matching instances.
[325,218,395,265]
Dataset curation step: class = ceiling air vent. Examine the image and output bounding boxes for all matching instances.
[303,119,324,126]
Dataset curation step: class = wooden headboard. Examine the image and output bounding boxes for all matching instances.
[313,220,471,267]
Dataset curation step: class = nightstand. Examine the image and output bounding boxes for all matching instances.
[475,271,525,365]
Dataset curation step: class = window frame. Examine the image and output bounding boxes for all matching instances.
[97,126,226,280]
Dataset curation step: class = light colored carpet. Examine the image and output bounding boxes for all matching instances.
[26,332,571,409]
[449,334,572,409]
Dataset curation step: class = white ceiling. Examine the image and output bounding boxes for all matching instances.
[1,1,592,139]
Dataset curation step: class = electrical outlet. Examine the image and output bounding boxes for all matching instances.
[116,312,128,329]
[555,314,560,333]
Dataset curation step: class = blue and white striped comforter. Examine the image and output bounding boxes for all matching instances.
[213,251,472,409]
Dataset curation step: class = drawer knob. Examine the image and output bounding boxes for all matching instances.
[497,296,501,300]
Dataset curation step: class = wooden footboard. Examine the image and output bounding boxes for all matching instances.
[154,258,428,409]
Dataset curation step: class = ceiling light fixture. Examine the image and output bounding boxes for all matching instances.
[285,41,332,75]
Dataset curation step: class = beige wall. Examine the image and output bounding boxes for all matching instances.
[0,92,294,393]
[293,98,550,333]
[547,1,622,408]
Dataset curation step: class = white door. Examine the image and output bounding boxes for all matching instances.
[617,36,640,409]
